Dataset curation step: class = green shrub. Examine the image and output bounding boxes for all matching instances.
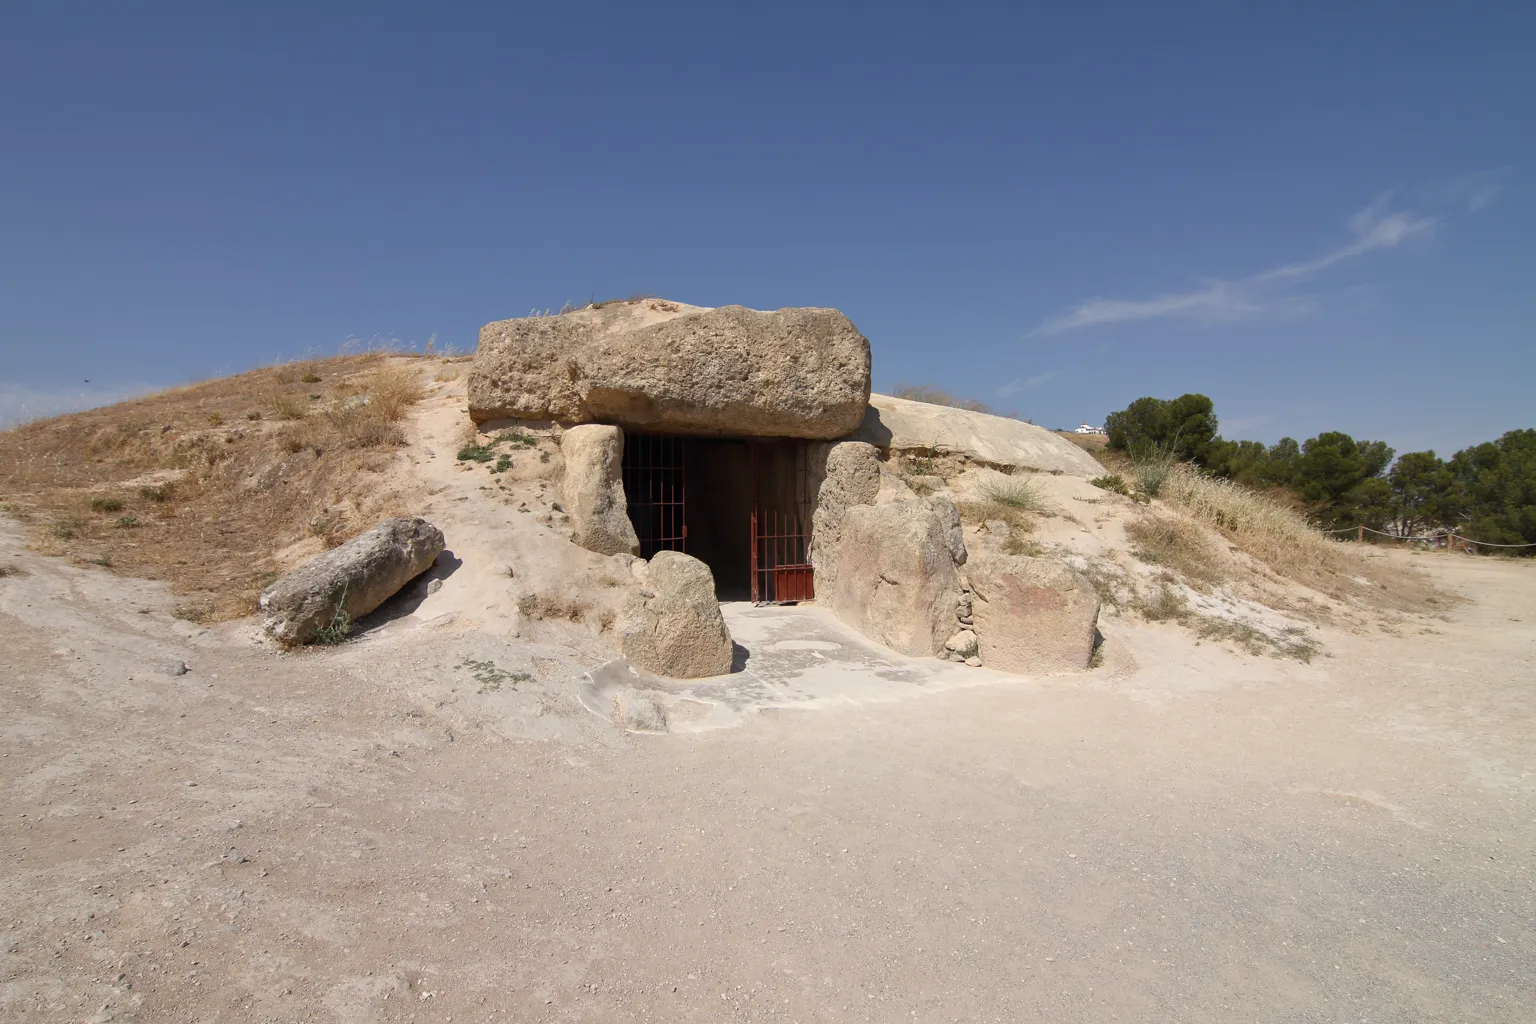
[91,497,125,513]
[457,442,496,462]
[1090,474,1129,495]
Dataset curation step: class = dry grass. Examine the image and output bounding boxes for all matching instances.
[1159,463,1439,612]
[979,475,1048,512]
[1125,514,1228,591]
[517,591,614,631]
[1136,584,1187,622]
[0,354,432,621]
[956,472,1054,545]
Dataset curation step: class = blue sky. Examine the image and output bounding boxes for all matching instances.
[2,3,1531,456]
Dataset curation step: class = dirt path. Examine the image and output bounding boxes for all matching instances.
[2,526,1533,1022]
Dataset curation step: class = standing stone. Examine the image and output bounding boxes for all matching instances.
[966,554,1100,673]
[561,424,640,556]
[259,517,445,645]
[809,440,881,591]
[827,498,965,657]
[468,301,872,439]
[616,551,734,678]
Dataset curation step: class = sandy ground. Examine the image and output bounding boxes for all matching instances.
[3,498,1534,1024]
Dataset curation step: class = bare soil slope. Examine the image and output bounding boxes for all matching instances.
[1,515,1532,1022]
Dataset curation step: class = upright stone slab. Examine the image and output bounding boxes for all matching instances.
[561,424,639,556]
[827,498,964,657]
[468,300,871,439]
[966,554,1100,673]
[809,440,881,592]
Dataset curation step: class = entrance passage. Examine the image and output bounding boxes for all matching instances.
[621,433,813,604]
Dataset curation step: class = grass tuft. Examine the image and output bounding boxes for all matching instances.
[91,497,124,513]
[1137,585,1187,621]
[979,476,1048,512]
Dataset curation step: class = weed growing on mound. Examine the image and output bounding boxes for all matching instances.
[313,589,354,646]
[460,659,532,693]
[1190,616,1319,662]
[457,442,495,462]
[91,497,124,513]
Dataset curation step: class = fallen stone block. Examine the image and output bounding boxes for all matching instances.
[259,517,445,645]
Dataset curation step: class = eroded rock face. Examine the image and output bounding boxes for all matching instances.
[827,498,965,657]
[616,551,734,678]
[260,517,444,645]
[966,554,1100,673]
[468,302,872,439]
[809,440,882,592]
[561,424,640,556]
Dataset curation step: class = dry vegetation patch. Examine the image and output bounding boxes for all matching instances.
[0,355,436,620]
[1158,464,1440,613]
[1125,515,1228,591]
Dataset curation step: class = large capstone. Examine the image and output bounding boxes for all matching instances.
[616,551,734,678]
[468,300,871,439]
[826,497,965,657]
[966,554,1101,673]
[560,424,640,556]
[259,517,445,645]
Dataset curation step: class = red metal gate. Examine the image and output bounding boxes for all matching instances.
[750,441,814,604]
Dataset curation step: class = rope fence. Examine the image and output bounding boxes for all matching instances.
[1321,524,1536,549]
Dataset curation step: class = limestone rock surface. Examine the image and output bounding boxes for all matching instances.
[966,554,1101,673]
[827,498,965,657]
[809,440,882,591]
[850,393,1105,477]
[469,300,872,439]
[561,424,640,556]
[616,551,734,678]
[260,517,445,645]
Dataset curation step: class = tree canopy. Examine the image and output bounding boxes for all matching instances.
[1102,395,1534,551]
[1104,393,1219,464]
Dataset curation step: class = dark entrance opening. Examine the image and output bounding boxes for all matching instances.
[621,432,813,603]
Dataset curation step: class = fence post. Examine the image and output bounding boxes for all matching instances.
[1357,524,1364,544]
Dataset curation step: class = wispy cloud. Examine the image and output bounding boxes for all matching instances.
[1429,168,1508,213]
[0,383,159,429]
[998,370,1062,398]
[1031,195,1435,337]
